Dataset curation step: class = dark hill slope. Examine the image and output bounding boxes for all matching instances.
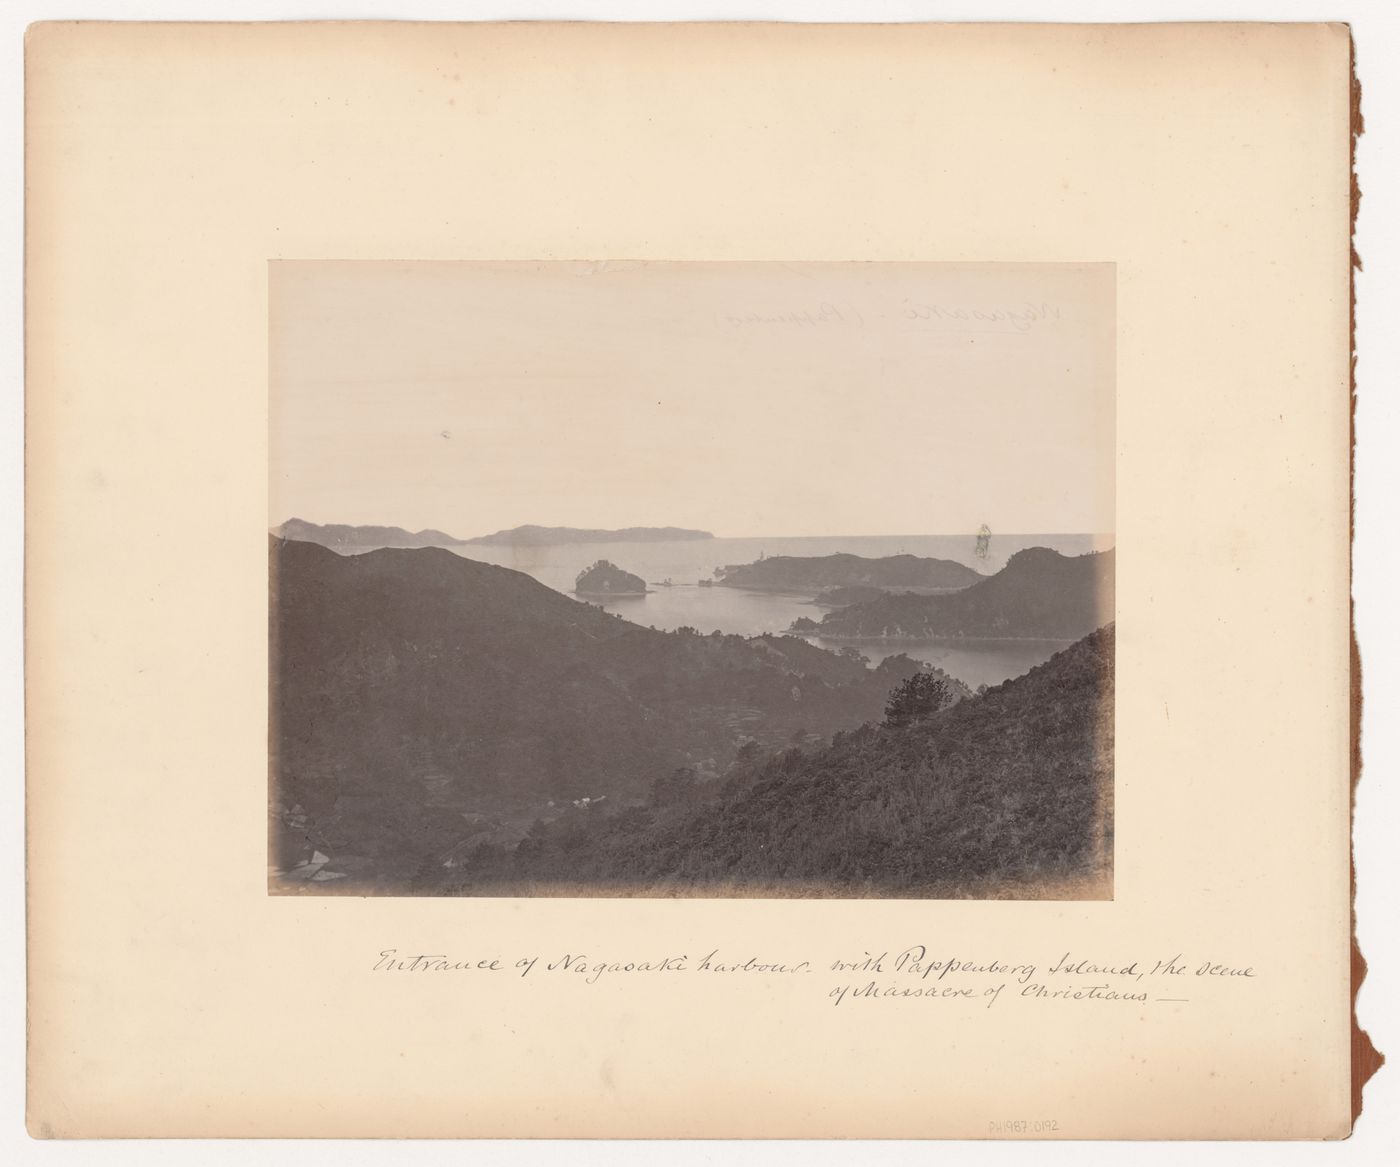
[814,547,1114,640]
[270,538,939,878]
[450,625,1114,898]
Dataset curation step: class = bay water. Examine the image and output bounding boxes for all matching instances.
[451,532,1106,688]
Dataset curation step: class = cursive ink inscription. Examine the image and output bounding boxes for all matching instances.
[368,944,1258,1010]
[374,949,503,972]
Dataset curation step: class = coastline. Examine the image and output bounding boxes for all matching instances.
[717,584,975,602]
[799,631,1080,646]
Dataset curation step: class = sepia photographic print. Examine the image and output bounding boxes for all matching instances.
[270,261,1115,898]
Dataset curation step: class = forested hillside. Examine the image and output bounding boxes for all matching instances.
[270,538,960,884]
[430,626,1115,898]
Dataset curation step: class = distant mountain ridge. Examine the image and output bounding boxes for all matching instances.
[811,547,1114,641]
[466,525,714,545]
[274,518,463,549]
[717,552,983,595]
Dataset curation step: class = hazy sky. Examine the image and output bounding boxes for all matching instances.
[270,261,1113,538]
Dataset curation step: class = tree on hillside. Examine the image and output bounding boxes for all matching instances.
[883,672,951,729]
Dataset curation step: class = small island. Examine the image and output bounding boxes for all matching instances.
[716,552,982,595]
[574,560,648,597]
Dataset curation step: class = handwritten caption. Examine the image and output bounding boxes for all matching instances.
[371,945,1254,1008]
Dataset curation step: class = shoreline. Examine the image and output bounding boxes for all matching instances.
[799,631,1079,646]
[718,584,976,602]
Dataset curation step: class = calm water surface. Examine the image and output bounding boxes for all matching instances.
[445,533,1105,687]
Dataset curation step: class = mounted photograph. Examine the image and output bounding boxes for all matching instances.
[269,260,1115,898]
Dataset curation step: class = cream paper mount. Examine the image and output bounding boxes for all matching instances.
[24,21,1372,1139]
